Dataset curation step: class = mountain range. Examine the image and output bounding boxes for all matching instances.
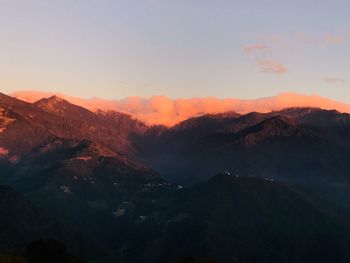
[11,91,350,126]
[1,91,350,262]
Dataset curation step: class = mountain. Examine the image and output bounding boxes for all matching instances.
[2,92,350,262]
[134,108,350,216]
[34,95,148,154]
[196,115,320,147]
[11,91,350,126]
[277,108,350,148]
[114,174,350,263]
[3,137,167,250]
[0,92,146,160]
[0,185,99,260]
[0,92,169,250]
[0,92,89,158]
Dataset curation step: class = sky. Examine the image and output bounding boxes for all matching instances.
[0,0,349,103]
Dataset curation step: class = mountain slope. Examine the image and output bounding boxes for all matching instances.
[34,95,147,154]
[0,92,78,158]
[0,92,147,161]
[135,109,350,217]
[197,115,321,148]
[2,135,167,248]
[117,174,350,263]
[0,93,169,250]
[0,185,100,260]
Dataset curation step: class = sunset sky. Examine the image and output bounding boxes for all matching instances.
[0,0,349,103]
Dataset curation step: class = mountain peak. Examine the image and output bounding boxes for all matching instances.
[232,115,313,145]
[34,95,94,116]
[34,96,74,115]
[36,95,67,105]
[47,95,65,102]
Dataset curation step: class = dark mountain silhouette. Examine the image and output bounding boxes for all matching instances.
[134,108,350,215]
[4,136,168,249]
[114,174,350,263]
[0,185,99,260]
[196,115,320,148]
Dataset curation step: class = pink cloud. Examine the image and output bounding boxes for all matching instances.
[243,44,269,54]
[322,34,344,45]
[295,32,345,46]
[243,43,288,75]
[255,59,288,75]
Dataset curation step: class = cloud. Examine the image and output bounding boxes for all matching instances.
[295,32,345,46]
[255,59,288,75]
[324,77,346,85]
[243,44,269,54]
[243,43,288,75]
[322,34,344,45]
[12,91,350,126]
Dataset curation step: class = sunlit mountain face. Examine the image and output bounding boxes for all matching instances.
[1,92,350,262]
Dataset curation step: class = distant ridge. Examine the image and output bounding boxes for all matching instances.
[10,90,350,126]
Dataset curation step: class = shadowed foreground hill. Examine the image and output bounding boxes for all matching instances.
[1,174,349,262]
[0,185,100,260]
[3,136,168,250]
[116,174,350,263]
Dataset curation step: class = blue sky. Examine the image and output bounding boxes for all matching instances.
[0,0,349,103]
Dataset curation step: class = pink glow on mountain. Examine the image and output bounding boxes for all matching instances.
[11,91,350,126]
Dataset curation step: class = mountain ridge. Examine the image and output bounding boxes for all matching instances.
[10,90,350,126]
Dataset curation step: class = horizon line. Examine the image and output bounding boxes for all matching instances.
[8,90,350,126]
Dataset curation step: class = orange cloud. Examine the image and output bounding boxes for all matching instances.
[11,91,350,126]
[255,59,288,75]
